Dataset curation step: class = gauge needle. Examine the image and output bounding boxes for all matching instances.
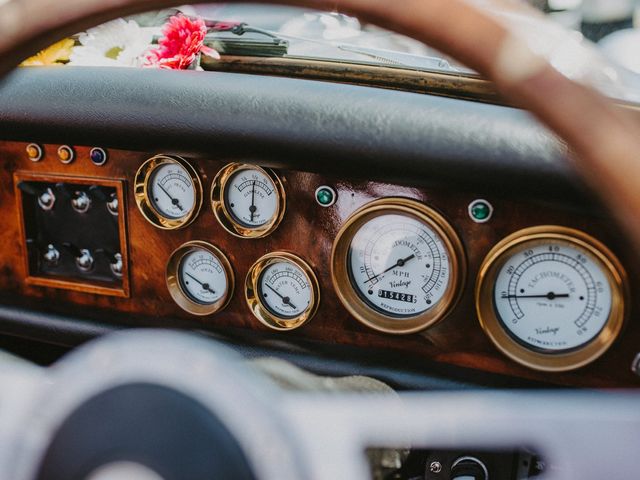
[501,292,569,300]
[365,254,416,284]
[249,180,257,222]
[185,272,215,295]
[265,283,297,310]
[158,184,183,211]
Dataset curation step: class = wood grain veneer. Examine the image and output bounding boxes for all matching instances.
[0,141,638,388]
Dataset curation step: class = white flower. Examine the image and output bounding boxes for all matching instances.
[69,19,155,67]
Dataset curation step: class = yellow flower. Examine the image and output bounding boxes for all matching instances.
[20,38,75,67]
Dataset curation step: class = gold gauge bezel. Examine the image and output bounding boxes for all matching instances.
[211,163,286,239]
[166,241,235,316]
[134,155,203,230]
[245,252,320,331]
[331,198,466,335]
[475,226,628,372]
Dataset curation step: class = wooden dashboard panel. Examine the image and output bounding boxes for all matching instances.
[0,141,639,388]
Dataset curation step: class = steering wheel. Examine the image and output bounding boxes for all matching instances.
[0,1,639,479]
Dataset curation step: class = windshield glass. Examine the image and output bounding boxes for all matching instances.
[21,1,640,104]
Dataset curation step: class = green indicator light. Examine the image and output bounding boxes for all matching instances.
[315,186,336,207]
[468,199,493,223]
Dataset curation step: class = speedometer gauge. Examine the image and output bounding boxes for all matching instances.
[476,226,627,371]
[166,241,234,316]
[332,198,466,334]
[245,252,320,331]
[211,163,285,238]
[134,155,203,230]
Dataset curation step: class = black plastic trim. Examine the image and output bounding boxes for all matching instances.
[0,303,551,390]
[0,67,586,204]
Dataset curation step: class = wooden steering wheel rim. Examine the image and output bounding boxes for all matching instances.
[0,0,639,245]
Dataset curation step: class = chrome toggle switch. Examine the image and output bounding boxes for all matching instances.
[71,191,92,213]
[107,193,119,216]
[110,253,124,277]
[38,188,56,211]
[63,243,94,272]
[97,249,124,277]
[42,244,60,266]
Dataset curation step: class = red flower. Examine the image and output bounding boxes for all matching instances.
[144,14,220,70]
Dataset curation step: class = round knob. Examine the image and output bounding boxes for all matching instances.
[450,456,488,480]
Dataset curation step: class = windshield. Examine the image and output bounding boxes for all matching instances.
[21,1,640,104]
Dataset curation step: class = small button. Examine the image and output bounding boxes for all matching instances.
[90,147,108,166]
[26,143,43,162]
[57,145,75,164]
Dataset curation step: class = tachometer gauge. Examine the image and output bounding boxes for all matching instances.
[166,241,234,316]
[476,226,628,371]
[245,252,319,331]
[331,198,466,334]
[211,163,285,238]
[135,155,203,229]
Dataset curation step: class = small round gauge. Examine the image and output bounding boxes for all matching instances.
[211,163,285,238]
[167,241,234,316]
[134,155,203,230]
[246,252,320,331]
[476,226,627,371]
[332,198,466,334]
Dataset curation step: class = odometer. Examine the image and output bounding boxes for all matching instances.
[348,214,450,318]
[476,226,627,371]
[332,198,465,334]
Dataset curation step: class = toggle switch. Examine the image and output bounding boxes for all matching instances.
[106,193,119,216]
[42,243,60,267]
[96,249,124,277]
[62,243,94,272]
[71,191,92,213]
[18,182,56,211]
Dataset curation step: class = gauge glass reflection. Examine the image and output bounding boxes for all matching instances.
[149,162,196,220]
[178,248,228,305]
[224,168,278,228]
[259,260,312,319]
[348,213,451,318]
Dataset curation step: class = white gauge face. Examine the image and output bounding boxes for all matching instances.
[224,168,278,228]
[149,163,196,219]
[493,240,613,352]
[348,214,452,318]
[259,260,312,319]
[178,248,228,305]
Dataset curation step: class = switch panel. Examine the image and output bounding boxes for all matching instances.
[14,172,129,297]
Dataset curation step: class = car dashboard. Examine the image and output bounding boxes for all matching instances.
[0,66,638,390]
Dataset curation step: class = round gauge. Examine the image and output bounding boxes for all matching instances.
[331,198,466,334]
[211,163,285,238]
[246,252,320,331]
[134,155,203,230]
[476,226,627,371]
[166,241,234,316]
